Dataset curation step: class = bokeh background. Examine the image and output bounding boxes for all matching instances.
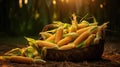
[0,0,120,36]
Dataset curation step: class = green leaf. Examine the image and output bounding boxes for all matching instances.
[24,36,36,44]
[76,41,85,48]
[46,29,57,33]
[90,26,98,33]
[81,20,89,25]
[4,48,22,56]
[93,16,97,23]
[39,32,52,40]
[79,13,88,23]
[41,47,47,59]
[24,37,41,57]
[33,59,46,64]
[63,23,70,29]
[63,32,78,38]
[24,46,34,58]
[53,21,64,27]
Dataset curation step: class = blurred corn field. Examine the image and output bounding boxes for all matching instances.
[0,0,120,36]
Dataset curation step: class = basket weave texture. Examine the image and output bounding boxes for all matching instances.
[45,40,104,61]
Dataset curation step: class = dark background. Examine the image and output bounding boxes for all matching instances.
[0,0,120,36]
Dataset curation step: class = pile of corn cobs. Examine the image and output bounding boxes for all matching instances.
[0,14,108,64]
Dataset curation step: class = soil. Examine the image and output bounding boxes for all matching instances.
[0,36,120,67]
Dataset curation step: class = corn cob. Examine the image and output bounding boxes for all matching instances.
[76,26,92,35]
[83,34,96,47]
[9,56,46,64]
[57,36,73,47]
[10,56,34,63]
[36,40,57,48]
[78,20,89,29]
[59,43,75,50]
[45,34,55,41]
[55,27,63,43]
[93,22,108,44]
[68,14,78,33]
[74,26,97,45]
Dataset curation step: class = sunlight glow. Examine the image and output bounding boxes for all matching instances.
[61,0,64,3]
[100,4,103,8]
[24,0,28,4]
[66,0,69,3]
[53,12,57,20]
[53,0,56,5]
[35,12,40,20]
[91,0,95,2]
[19,0,22,8]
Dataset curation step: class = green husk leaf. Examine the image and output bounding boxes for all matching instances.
[76,41,85,48]
[89,23,98,26]
[39,32,52,40]
[41,47,47,59]
[46,29,57,33]
[24,46,35,58]
[33,59,46,64]
[93,32,101,44]
[93,16,97,23]
[81,20,89,25]
[79,13,88,23]
[63,23,71,29]
[4,48,22,56]
[63,32,78,38]
[90,26,98,33]
[24,37,41,57]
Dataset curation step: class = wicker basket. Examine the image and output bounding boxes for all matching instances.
[41,24,106,61]
[45,40,104,61]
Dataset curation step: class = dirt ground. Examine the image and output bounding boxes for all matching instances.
[0,36,120,67]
